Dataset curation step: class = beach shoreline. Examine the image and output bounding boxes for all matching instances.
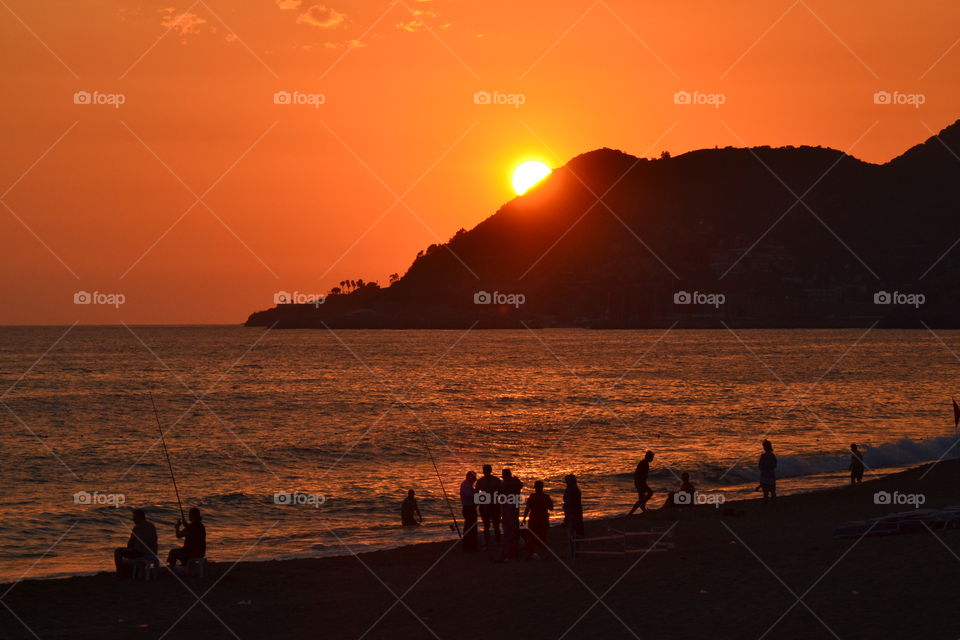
[0,460,929,585]
[3,458,959,639]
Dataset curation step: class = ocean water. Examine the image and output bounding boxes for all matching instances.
[1,326,957,582]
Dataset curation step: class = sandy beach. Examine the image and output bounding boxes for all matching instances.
[2,459,958,640]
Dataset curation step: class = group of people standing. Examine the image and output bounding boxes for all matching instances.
[402,439,870,558]
[458,465,562,560]
[421,465,585,560]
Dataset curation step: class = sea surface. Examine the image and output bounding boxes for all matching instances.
[1,326,958,582]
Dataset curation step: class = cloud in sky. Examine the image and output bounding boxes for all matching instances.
[296,4,346,28]
[159,9,207,35]
[276,0,302,9]
[396,8,445,33]
[323,39,366,50]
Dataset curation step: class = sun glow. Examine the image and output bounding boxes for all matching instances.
[512,160,552,195]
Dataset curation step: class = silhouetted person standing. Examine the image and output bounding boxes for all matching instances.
[849,444,865,484]
[475,464,502,548]
[759,439,777,510]
[628,451,655,515]
[167,507,206,567]
[401,489,422,526]
[460,471,478,552]
[563,474,584,539]
[522,480,553,560]
[500,468,524,561]
[114,508,158,577]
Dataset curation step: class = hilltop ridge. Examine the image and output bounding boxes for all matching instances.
[247,120,960,329]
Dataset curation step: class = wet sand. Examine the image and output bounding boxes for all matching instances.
[3,459,959,640]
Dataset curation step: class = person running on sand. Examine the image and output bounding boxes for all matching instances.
[562,474,584,539]
[522,481,553,560]
[662,472,696,509]
[167,507,206,567]
[475,464,502,548]
[628,451,655,515]
[460,471,479,552]
[849,444,865,485]
[401,489,423,526]
[759,440,777,510]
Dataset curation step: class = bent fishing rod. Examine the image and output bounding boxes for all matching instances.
[413,422,461,537]
[151,393,186,524]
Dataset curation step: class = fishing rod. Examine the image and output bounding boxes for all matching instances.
[151,394,186,523]
[415,423,461,538]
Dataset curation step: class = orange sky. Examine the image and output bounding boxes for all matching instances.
[1,0,959,324]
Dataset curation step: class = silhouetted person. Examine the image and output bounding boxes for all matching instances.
[563,474,584,539]
[167,507,206,567]
[460,471,478,552]
[662,472,696,508]
[401,489,423,526]
[475,464,502,548]
[627,450,655,515]
[522,480,553,560]
[849,444,865,485]
[759,439,777,510]
[114,508,158,577]
[499,468,524,561]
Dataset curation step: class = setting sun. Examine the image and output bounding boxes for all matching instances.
[512,160,552,195]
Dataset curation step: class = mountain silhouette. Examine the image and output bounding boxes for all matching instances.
[247,120,960,329]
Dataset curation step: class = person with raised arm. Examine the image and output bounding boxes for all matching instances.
[167,507,206,567]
